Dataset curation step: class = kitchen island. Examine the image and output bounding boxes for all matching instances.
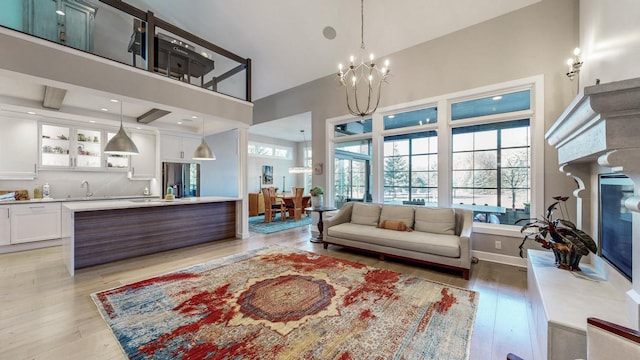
[62,196,239,275]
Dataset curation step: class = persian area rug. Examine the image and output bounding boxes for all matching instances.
[91,246,479,360]
[249,213,311,234]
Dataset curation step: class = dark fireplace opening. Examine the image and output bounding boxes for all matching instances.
[599,174,634,280]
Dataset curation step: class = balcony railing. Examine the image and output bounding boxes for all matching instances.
[0,0,251,102]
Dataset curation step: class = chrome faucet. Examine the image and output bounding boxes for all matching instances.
[81,180,93,198]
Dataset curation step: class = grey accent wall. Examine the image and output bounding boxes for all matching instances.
[253,0,580,257]
[201,129,239,197]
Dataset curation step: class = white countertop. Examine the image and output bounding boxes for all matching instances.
[62,196,240,212]
[528,249,631,331]
[2,195,160,204]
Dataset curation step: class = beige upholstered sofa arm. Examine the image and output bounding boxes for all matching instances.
[455,209,473,268]
[323,203,354,236]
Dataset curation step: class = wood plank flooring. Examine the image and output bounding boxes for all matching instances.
[0,225,533,360]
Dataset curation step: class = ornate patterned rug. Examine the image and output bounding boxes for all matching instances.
[92,246,478,359]
[249,214,311,234]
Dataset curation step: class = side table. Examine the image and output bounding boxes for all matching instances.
[305,206,337,243]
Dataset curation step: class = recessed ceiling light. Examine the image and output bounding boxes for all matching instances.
[110,99,119,103]
[492,96,503,101]
[27,111,36,115]
[89,120,96,123]
[136,126,141,130]
[101,108,109,111]
[177,121,183,125]
[56,10,65,16]
[191,115,198,119]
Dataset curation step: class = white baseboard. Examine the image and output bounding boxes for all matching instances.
[0,239,61,254]
[472,250,528,268]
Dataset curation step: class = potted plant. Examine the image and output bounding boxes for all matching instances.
[517,196,597,271]
[310,186,324,209]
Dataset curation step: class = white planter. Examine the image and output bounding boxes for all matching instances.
[311,195,323,209]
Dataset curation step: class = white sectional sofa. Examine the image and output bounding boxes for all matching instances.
[322,202,473,279]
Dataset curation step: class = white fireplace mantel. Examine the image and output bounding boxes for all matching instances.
[545,77,640,331]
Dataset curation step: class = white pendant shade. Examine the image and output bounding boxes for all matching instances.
[193,138,215,160]
[104,102,139,155]
[192,117,215,160]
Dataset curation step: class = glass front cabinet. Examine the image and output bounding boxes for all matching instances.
[40,123,126,171]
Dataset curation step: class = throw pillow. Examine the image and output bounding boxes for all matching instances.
[350,203,381,226]
[414,207,456,235]
[379,205,415,228]
[378,220,413,232]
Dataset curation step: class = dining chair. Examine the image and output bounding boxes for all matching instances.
[285,187,305,221]
[262,187,285,223]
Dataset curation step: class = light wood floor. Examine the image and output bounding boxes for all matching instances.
[0,226,533,360]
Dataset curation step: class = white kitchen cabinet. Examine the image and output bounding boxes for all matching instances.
[129,132,157,180]
[105,131,130,171]
[40,123,102,170]
[0,206,10,246]
[160,134,201,162]
[10,203,61,244]
[0,117,38,179]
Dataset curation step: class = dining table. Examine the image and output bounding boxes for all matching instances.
[276,193,311,219]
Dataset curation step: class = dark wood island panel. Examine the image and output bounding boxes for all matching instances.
[73,201,236,269]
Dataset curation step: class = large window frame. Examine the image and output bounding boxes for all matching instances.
[326,76,544,237]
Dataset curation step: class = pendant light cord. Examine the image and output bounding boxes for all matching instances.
[360,0,365,50]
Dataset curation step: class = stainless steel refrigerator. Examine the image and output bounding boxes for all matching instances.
[162,162,200,198]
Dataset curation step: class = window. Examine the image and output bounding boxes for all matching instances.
[383,131,438,205]
[451,90,530,120]
[383,107,437,130]
[334,118,372,137]
[248,141,292,160]
[327,78,541,234]
[452,119,530,225]
[334,139,372,207]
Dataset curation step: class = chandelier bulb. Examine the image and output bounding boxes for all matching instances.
[369,53,374,62]
[350,56,355,65]
[338,63,343,71]
[573,47,581,56]
[384,59,390,67]
[352,76,356,86]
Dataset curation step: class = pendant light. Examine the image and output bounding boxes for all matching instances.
[289,130,312,173]
[193,117,215,160]
[104,101,139,155]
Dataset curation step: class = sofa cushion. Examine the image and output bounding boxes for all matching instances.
[414,207,456,235]
[378,220,413,232]
[350,203,381,226]
[379,205,415,228]
[327,223,460,258]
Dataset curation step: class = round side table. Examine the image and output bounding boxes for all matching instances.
[304,206,337,243]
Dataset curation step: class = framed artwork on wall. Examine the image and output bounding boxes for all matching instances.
[262,165,273,184]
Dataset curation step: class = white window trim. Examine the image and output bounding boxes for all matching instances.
[326,75,544,238]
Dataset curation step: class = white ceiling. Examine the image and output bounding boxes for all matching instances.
[0,0,540,141]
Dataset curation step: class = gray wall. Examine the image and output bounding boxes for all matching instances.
[252,0,580,258]
[201,129,239,197]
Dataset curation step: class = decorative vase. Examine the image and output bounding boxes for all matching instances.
[311,195,323,209]
[551,246,583,271]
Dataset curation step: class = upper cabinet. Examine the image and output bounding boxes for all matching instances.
[40,123,104,170]
[129,132,157,180]
[160,134,201,162]
[0,117,38,180]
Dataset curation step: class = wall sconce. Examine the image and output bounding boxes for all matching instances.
[566,47,583,81]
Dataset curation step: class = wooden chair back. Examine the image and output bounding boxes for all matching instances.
[287,187,305,221]
[261,187,284,222]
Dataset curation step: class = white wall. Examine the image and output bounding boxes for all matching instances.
[580,0,640,88]
[247,134,299,194]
